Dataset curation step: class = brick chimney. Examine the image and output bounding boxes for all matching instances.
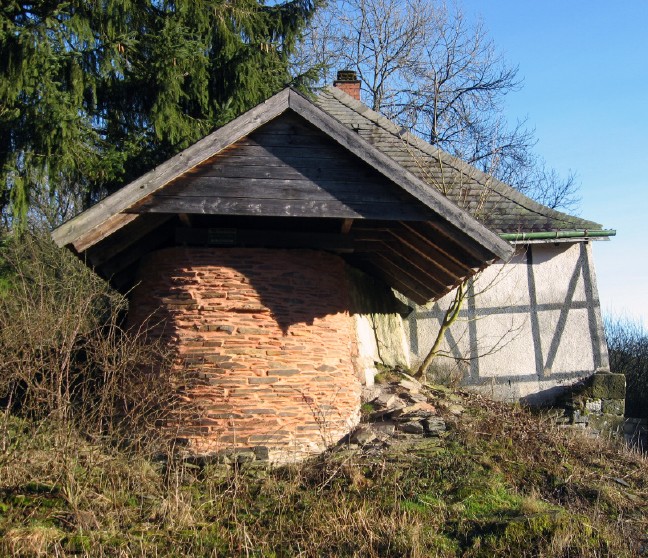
[333,69,361,101]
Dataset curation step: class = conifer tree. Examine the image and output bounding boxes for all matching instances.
[0,0,319,223]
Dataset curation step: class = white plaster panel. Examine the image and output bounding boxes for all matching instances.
[471,248,531,309]
[471,312,534,378]
[537,307,596,374]
[405,241,607,403]
[531,243,587,306]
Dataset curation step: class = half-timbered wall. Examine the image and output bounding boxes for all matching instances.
[407,242,609,403]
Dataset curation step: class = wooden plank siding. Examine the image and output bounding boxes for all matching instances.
[130,114,436,221]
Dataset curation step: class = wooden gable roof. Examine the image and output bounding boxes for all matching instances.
[52,88,514,304]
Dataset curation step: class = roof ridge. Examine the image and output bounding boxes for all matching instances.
[320,86,601,231]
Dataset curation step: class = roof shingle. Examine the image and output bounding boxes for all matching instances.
[315,87,602,234]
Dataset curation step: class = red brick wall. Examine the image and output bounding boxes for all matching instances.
[128,247,361,462]
[333,80,361,101]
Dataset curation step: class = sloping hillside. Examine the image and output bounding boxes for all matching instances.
[1,381,646,557]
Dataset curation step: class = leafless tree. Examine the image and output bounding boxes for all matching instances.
[296,0,579,211]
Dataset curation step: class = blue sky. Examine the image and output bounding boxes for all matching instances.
[459,1,648,323]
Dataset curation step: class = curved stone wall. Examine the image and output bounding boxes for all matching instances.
[128,247,361,462]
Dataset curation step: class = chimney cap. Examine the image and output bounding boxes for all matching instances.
[335,69,359,82]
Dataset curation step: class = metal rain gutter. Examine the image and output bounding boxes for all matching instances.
[499,229,617,242]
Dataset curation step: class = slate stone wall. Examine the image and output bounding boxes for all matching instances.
[128,247,362,463]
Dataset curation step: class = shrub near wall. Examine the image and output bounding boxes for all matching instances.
[0,232,177,447]
[604,316,648,418]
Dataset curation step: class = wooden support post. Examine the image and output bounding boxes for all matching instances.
[341,218,354,234]
[179,213,193,227]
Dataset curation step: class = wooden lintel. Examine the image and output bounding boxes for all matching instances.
[341,218,354,234]
[174,227,356,252]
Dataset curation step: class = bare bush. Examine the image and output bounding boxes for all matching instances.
[0,232,180,450]
[604,315,648,418]
[295,0,580,211]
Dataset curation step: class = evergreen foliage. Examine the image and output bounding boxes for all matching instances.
[0,0,319,222]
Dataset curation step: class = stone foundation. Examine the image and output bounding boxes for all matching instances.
[555,372,627,436]
[129,247,362,463]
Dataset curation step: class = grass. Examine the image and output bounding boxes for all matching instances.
[0,391,646,557]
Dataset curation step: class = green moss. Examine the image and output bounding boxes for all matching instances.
[361,402,376,416]
[589,373,626,400]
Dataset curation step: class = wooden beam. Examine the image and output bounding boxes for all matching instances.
[388,226,468,280]
[130,197,432,221]
[84,214,172,265]
[98,225,174,279]
[341,219,354,234]
[349,256,432,304]
[398,221,476,273]
[175,228,356,251]
[178,213,192,227]
[403,221,484,268]
[379,243,453,291]
[421,220,498,263]
[144,176,416,204]
[73,213,139,253]
[371,252,440,299]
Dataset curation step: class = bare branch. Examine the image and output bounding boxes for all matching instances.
[295,0,580,211]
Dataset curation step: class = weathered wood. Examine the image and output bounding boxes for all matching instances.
[99,224,174,279]
[73,213,139,253]
[188,160,379,182]
[147,178,415,204]
[288,91,513,262]
[131,197,433,220]
[349,256,430,304]
[351,225,462,285]
[211,143,347,161]
[84,214,172,266]
[175,228,356,251]
[341,219,353,234]
[380,242,457,290]
[53,89,291,247]
[420,220,498,263]
[242,132,335,148]
[195,154,345,170]
[388,224,471,278]
[372,252,441,298]
[401,221,483,268]
[178,213,192,227]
